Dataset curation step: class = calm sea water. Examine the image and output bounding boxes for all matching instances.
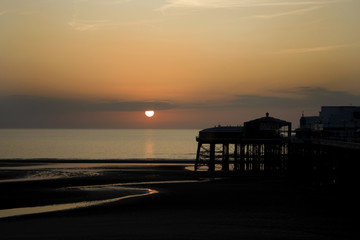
[0,129,199,160]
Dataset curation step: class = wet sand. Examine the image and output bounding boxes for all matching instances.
[0,160,355,239]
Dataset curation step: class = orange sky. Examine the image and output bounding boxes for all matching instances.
[1,0,360,128]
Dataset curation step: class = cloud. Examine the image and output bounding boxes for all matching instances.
[68,0,136,31]
[158,0,342,12]
[229,87,360,109]
[250,6,323,19]
[162,86,360,112]
[0,95,177,128]
[69,0,109,31]
[1,88,359,128]
[0,10,8,16]
[77,0,133,5]
[0,95,175,115]
[97,0,133,5]
[247,0,345,7]
[68,18,111,31]
[274,45,349,54]
[158,0,243,10]
[68,17,162,31]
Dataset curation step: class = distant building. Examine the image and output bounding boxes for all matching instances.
[320,106,360,139]
[300,115,321,130]
[296,106,360,141]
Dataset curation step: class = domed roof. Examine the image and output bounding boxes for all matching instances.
[200,126,243,133]
[198,126,244,142]
[244,112,290,127]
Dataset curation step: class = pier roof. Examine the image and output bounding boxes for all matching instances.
[197,126,244,143]
[244,113,290,127]
[199,126,244,133]
[244,113,292,138]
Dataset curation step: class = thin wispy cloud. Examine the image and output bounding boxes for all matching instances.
[98,0,133,5]
[18,11,36,16]
[250,6,323,19]
[158,0,342,10]
[0,10,8,16]
[275,44,349,54]
[68,17,162,31]
[247,0,346,7]
[158,0,345,16]
[68,18,111,31]
[68,0,143,31]
[67,0,346,30]
[75,0,133,5]
[69,0,113,31]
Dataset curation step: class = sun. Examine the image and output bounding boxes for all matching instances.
[145,110,155,118]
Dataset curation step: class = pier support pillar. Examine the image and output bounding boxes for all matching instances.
[194,142,202,171]
[234,144,239,171]
[209,143,216,171]
[239,144,245,172]
[222,143,229,171]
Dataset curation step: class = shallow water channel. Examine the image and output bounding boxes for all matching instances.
[0,179,205,219]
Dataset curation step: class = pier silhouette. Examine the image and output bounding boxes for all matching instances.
[195,107,360,187]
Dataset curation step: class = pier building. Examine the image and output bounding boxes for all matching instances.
[195,113,291,172]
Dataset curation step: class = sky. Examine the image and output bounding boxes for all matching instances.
[1,0,360,128]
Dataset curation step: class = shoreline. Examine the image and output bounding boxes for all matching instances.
[0,159,195,183]
[0,159,354,239]
[0,158,195,163]
[0,160,203,210]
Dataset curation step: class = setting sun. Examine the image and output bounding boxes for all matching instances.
[145,110,155,118]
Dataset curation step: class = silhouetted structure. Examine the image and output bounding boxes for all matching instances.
[195,108,360,188]
[244,112,292,138]
[195,113,291,172]
[289,137,359,187]
[296,106,360,141]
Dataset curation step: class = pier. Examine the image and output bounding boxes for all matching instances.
[289,138,360,187]
[195,109,360,187]
[195,113,292,173]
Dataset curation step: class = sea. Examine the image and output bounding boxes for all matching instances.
[0,129,200,160]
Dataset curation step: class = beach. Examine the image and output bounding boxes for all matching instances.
[0,160,355,240]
